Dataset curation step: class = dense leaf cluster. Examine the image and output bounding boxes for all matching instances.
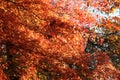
[0,0,120,80]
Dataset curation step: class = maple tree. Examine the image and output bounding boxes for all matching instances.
[0,0,120,80]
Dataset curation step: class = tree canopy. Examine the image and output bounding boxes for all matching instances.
[0,0,120,80]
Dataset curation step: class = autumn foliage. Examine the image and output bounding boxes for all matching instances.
[0,0,120,80]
